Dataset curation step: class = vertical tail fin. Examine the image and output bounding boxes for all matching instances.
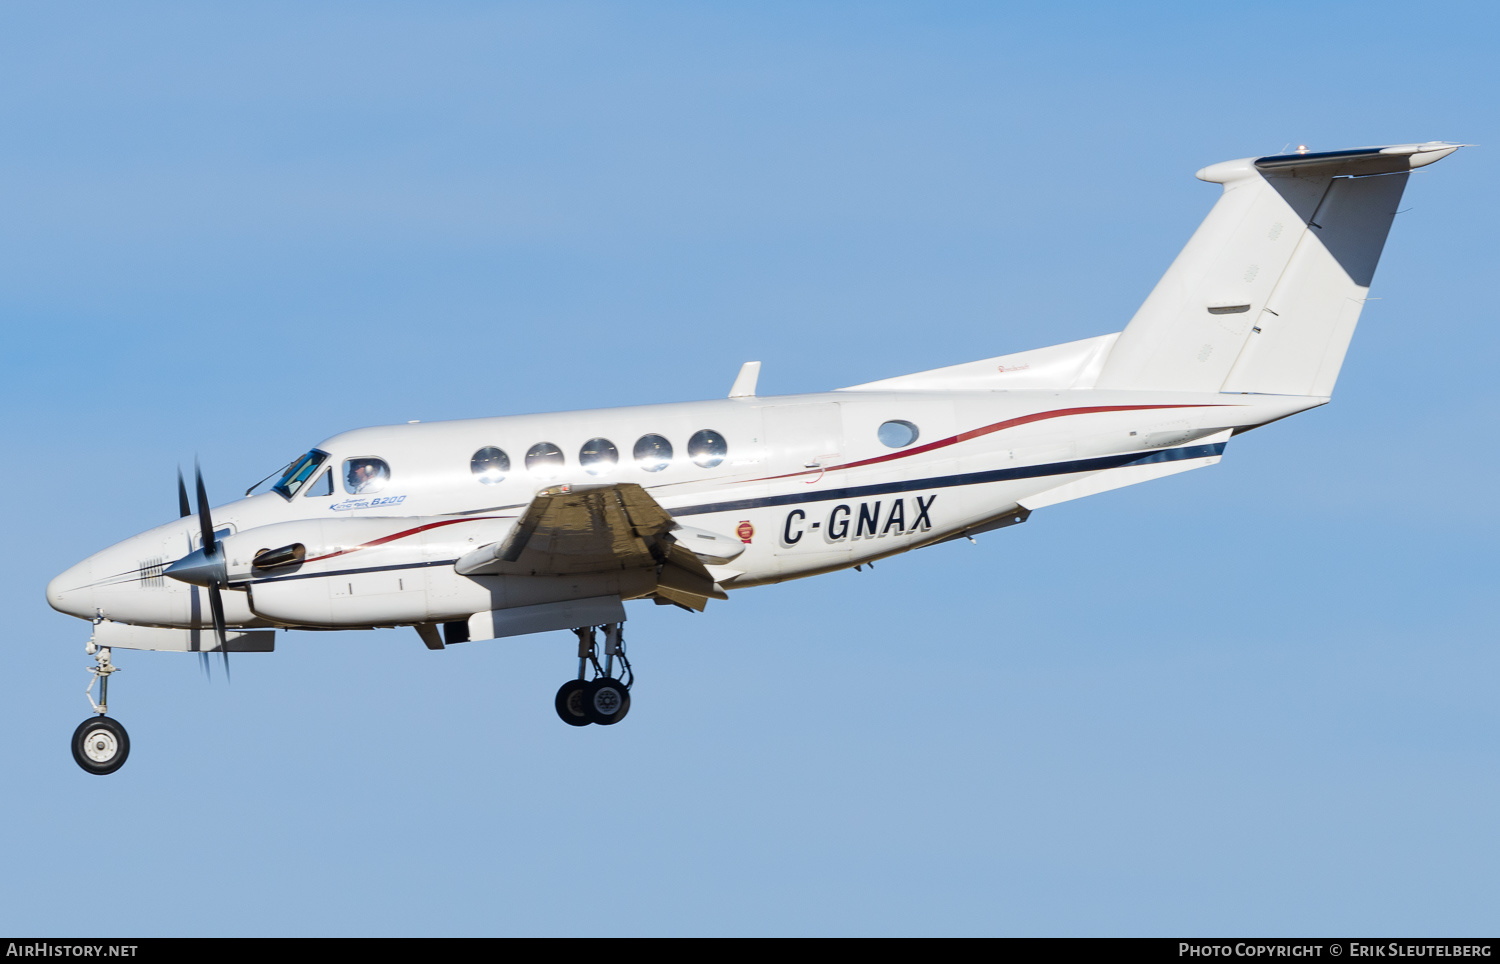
[1095,143,1462,396]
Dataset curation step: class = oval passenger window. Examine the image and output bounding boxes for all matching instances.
[634,434,673,473]
[344,458,390,495]
[579,438,618,477]
[525,442,565,480]
[471,446,510,484]
[877,420,920,448]
[687,429,728,469]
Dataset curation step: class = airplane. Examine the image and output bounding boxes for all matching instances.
[47,141,1463,774]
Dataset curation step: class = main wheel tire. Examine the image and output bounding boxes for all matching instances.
[583,678,631,726]
[554,680,592,727]
[71,716,130,775]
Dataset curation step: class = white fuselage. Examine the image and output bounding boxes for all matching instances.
[47,386,1320,634]
[49,141,1466,645]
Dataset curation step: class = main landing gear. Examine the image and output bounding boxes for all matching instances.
[555,623,631,727]
[72,641,130,775]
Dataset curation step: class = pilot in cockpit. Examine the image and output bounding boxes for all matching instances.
[345,458,387,495]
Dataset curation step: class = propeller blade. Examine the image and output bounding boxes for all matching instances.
[177,468,192,519]
[194,460,216,553]
[209,584,230,681]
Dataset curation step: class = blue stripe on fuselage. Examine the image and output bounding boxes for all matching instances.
[667,441,1228,518]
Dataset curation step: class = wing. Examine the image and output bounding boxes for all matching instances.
[454,482,729,611]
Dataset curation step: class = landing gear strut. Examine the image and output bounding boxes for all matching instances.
[72,641,131,775]
[555,623,631,727]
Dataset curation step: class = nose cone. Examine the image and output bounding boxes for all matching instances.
[47,558,96,619]
[50,519,214,628]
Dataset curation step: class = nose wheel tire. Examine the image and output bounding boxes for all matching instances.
[555,680,592,727]
[71,716,130,775]
[583,678,630,726]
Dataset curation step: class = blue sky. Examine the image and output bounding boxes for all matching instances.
[2,1,1496,935]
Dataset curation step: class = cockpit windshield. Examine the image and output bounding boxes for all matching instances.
[272,450,329,499]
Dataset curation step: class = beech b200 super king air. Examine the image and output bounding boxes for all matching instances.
[48,142,1463,773]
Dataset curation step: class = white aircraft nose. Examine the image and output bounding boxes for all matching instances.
[47,558,96,619]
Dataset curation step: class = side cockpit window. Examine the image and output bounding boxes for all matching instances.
[272,450,329,500]
[305,468,334,497]
[344,458,390,495]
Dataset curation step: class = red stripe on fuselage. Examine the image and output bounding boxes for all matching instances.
[302,516,508,564]
[757,403,1235,482]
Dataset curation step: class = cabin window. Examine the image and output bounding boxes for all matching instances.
[526,442,565,479]
[343,457,390,495]
[471,446,510,484]
[580,438,619,476]
[272,450,329,499]
[688,429,728,469]
[877,420,920,448]
[304,469,334,497]
[634,434,673,472]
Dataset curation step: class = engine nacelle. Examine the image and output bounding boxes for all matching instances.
[219,516,514,582]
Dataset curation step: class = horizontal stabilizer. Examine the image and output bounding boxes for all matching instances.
[1248,142,1465,178]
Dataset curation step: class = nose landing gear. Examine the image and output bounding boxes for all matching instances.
[72,641,131,775]
[555,623,631,727]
